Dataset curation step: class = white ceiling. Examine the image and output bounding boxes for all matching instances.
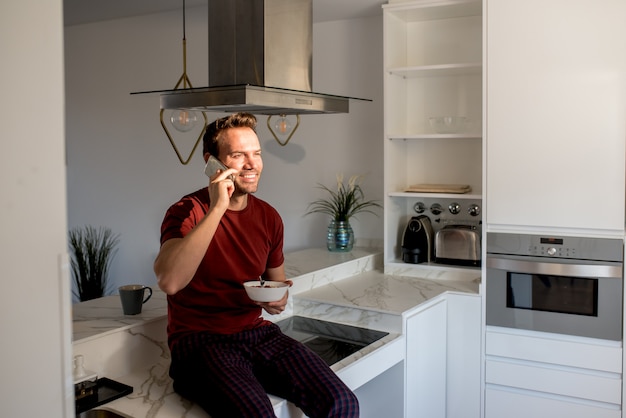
[63,0,386,26]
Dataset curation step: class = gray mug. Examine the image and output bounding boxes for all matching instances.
[119,284,152,315]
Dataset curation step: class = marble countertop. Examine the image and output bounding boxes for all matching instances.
[296,269,480,315]
[72,247,382,344]
[292,268,480,336]
[72,290,168,342]
[72,247,480,418]
[101,329,404,418]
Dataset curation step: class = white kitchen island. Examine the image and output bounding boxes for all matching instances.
[72,247,480,417]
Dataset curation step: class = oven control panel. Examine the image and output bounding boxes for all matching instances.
[487,233,624,262]
[529,242,576,258]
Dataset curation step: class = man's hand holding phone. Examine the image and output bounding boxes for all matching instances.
[204,156,237,208]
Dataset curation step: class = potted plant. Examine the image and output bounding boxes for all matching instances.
[68,225,120,301]
[305,174,381,252]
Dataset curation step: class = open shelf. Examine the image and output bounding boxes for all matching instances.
[383,0,482,23]
[388,63,482,78]
[388,133,482,140]
[383,0,483,276]
[389,191,482,200]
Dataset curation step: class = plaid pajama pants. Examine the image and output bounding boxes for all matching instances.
[170,323,360,418]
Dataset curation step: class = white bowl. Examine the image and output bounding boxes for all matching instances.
[243,281,289,302]
[428,116,470,134]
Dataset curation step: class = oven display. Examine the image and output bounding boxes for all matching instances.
[507,273,598,316]
[540,237,563,245]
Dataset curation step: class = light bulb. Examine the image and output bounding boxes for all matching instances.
[169,109,199,132]
[274,115,292,135]
[267,114,300,146]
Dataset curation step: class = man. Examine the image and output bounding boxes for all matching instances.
[154,112,359,418]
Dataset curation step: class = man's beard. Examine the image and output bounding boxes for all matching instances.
[233,177,259,196]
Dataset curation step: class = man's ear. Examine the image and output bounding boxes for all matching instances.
[203,152,211,163]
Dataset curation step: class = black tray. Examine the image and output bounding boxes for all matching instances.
[75,377,133,414]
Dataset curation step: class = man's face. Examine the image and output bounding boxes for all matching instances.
[218,127,263,195]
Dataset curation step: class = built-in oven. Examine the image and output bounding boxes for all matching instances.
[486,232,624,341]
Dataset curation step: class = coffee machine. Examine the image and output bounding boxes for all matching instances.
[401,215,434,264]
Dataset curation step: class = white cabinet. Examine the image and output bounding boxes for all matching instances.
[382,0,483,274]
[485,387,621,418]
[485,0,626,234]
[446,293,481,418]
[484,1,626,416]
[406,298,447,417]
[485,327,623,418]
[405,293,481,418]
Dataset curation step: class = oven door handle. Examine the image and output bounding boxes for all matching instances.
[486,256,623,278]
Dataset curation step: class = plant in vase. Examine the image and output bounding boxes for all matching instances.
[68,225,120,302]
[305,174,382,252]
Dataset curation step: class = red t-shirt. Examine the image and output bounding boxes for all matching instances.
[159,188,285,350]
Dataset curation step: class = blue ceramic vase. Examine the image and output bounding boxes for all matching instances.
[327,220,354,252]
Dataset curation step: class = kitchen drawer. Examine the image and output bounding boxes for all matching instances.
[485,386,621,418]
[486,327,622,373]
[486,358,622,404]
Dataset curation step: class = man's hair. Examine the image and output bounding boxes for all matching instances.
[202,112,257,157]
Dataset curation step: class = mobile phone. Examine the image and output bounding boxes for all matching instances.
[204,156,234,181]
[204,155,228,177]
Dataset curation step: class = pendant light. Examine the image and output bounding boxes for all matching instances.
[159,0,208,165]
[267,114,300,146]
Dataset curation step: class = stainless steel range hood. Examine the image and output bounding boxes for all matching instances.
[159,84,359,115]
[154,0,369,115]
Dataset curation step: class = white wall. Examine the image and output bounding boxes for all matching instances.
[64,6,384,297]
[1,0,72,417]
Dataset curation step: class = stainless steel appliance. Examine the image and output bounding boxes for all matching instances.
[434,224,481,266]
[147,0,369,115]
[486,232,624,341]
[401,215,434,264]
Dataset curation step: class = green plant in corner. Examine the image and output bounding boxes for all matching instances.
[69,225,120,302]
[305,174,382,221]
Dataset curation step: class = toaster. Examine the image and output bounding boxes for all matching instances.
[434,225,481,266]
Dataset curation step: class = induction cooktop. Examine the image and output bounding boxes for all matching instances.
[276,316,388,366]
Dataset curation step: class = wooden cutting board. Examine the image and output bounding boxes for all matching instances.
[405,183,472,194]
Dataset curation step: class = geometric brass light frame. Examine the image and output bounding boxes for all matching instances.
[267,114,301,146]
[159,0,208,165]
